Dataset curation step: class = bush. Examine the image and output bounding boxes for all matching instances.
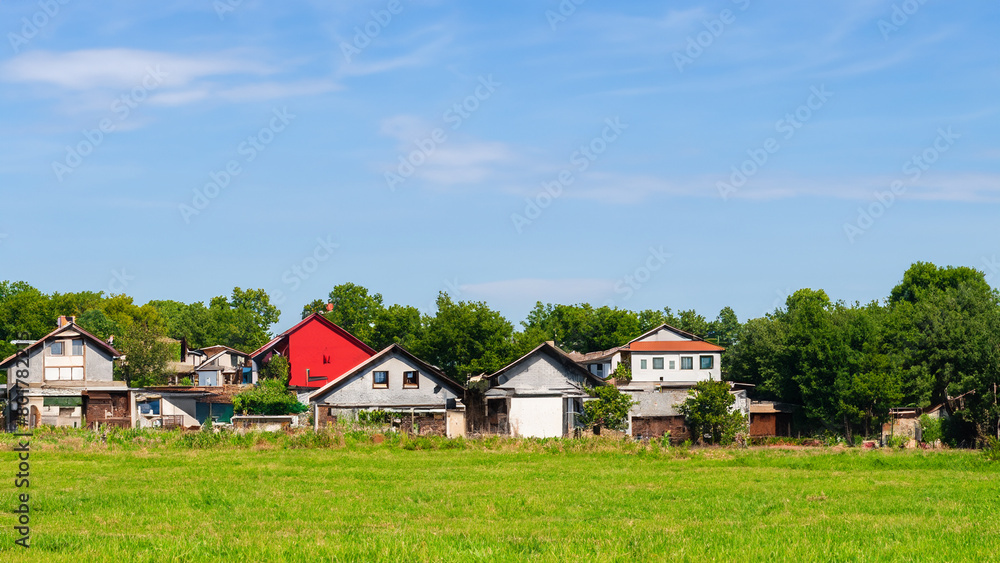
[983,437,1000,462]
[357,410,392,427]
[919,414,942,445]
[887,434,909,449]
[233,379,308,415]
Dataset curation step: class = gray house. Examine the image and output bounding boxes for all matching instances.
[308,343,466,437]
[2,316,130,430]
[482,341,607,439]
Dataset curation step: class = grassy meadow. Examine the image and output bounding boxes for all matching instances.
[1,429,999,562]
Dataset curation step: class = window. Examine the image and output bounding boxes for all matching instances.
[403,371,419,388]
[72,339,83,356]
[51,341,64,355]
[669,361,676,370]
[700,356,714,369]
[640,359,647,369]
[680,357,693,370]
[652,358,664,370]
[373,371,389,388]
[596,364,604,374]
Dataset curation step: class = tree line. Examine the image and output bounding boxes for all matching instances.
[2,261,998,442]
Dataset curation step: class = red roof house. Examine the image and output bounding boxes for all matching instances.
[250,313,376,390]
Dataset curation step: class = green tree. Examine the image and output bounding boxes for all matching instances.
[259,355,290,386]
[677,379,746,445]
[116,322,171,387]
[417,293,515,382]
[322,283,385,346]
[579,385,636,432]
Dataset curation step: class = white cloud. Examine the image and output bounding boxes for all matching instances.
[1,48,272,90]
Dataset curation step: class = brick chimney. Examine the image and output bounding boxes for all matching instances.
[57,315,75,328]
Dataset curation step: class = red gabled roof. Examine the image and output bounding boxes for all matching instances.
[0,322,122,369]
[628,341,725,352]
[249,313,376,358]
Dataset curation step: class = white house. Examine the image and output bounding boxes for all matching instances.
[309,343,466,437]
[626,325,724,384]
[484,341,607,438]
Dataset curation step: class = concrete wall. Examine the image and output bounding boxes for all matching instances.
[313,351,461,409]
[630,351,721,383]
[494,353,590,394]
[509,396,563,438]
[161,396,199,427]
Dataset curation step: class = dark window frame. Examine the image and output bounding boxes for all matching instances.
[652,357,665,370]
[403,371,419,388]
[373,371,389,388]
[700,355,714,369]
[680,356,694,370]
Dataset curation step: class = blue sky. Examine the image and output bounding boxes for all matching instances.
[1,0,998,330]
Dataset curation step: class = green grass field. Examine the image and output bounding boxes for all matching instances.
[2,431,999,562]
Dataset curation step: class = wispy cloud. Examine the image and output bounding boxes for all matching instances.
[337,37,450,77]
[1,48,272,90]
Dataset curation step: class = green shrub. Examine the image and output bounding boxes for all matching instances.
[233,379,308,415]
[919,415,942,444]
[357,409,392,427]
[887,434,909,449]
[983,438,1000,462]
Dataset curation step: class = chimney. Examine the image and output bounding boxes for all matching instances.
[180,337,188,361]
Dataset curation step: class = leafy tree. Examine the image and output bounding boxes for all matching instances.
[677,379,746,445]
[417,293,515,382]
[371,304,425,350]
[709,306,741,347]
[259,355,290,386]
[233,379,308,415]
[579,385,636,432]
[322,283,385,346]
[116,322,171,387]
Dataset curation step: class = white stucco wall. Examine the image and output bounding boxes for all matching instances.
[509,396,563,438]
[631,351,721,383]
